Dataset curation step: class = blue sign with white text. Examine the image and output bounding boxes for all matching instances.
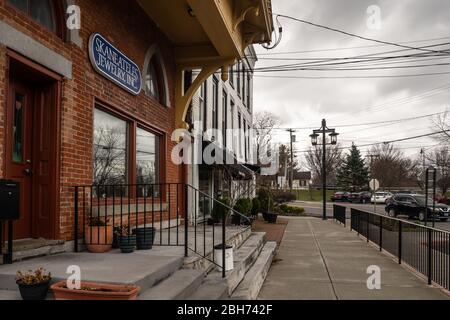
[89,33,142,95]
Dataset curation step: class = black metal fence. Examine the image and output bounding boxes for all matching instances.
[73,183,251,278]
[351,208,450,291]
[333,205,347,226]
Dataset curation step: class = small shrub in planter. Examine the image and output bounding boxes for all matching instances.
[211,198,231,224]
[266,213,279,224]
[117,226,136,253]
[251,198,261,218]
[16,268,51,300]
[233,198,253,226]
[257,189,273,213]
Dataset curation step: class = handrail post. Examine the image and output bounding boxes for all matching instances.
[222,208,226,278]
[398,221,402,264]
[379,215,383,252]
[367,212,369,242]
[74,186,79,253]
[184,184,189,258]
[428,228,432,285]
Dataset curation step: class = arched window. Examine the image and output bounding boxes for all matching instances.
[7,0,63,36]
[146,58,161,102]
[143,47,169,106]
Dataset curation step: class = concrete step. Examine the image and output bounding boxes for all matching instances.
[205,232,267,296]
[0,290,21,300]
[0,250,184,291]
[231,242,277,300]
[186,278,229,300]
[139,269,205,300]
[183,227,252,271]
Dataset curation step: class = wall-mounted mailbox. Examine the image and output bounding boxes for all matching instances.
[0,179,20,220]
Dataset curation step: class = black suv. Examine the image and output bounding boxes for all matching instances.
[385,194,450,222]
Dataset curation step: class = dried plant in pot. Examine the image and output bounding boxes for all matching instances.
[117,225,136,253]
[16,268,52,300]
[85,216,113,253]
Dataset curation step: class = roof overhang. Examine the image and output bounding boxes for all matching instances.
[138,0,273,66]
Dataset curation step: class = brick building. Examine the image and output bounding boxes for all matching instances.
[0,0,273,249]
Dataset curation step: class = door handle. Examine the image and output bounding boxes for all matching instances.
[24,169,34,176]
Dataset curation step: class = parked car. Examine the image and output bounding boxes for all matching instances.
[371,192,393,204]
[385,194,450,222]
[331,192,350,202]
[348,192,372,204]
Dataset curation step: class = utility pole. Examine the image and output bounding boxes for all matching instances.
[287,129,295,192]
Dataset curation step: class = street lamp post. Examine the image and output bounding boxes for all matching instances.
[310,119,339,220]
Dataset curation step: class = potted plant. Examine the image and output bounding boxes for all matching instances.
[257,188,273,221]
[85,216,113,253]
[133,226,156,250]
[211,198,231,224]
[251,198,261,219]
[16,268,52,300]
[51,281,140,300]
[117,226,136,253]
[232,198,252,225]
[267,205,281,224]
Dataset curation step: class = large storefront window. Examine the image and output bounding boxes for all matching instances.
[93,108,128,186]
[93,106,161,197]
[136,127,159,197]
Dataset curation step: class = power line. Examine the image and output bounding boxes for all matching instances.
[275,14,450,55]
[257,36,450,56]
[254,71,450,79]
[255,111,445,131]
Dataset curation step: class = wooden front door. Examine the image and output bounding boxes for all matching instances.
[6,77,58,240]
[7,79,34,239]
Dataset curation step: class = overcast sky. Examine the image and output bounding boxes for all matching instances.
[254,0,450,163]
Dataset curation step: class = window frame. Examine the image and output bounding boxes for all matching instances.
[6,0,65,39]
[212,76,219,135]
[93,101,164,193]
[144,55,167,106]
[222,89,228,148]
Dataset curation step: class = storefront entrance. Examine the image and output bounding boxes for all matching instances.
[5,51,61,240]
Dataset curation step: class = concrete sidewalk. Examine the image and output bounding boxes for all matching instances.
[258,217,449,300]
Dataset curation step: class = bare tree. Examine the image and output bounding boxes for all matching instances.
[370,144,419,189]
[431,111,450,144]
[253,111,280,164]
[304,144,343,186]
[425,146,450,194]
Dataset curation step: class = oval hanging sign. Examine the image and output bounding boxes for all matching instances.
[89,33,142,95]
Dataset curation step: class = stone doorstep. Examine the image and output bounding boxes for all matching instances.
[183,227,252,271]
[0,239,68,264]
[139,269,205,300]
[231,242,277,300]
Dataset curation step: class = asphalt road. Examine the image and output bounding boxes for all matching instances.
[295,201,450,232]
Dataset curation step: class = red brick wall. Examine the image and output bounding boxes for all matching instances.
[0,0,183,241]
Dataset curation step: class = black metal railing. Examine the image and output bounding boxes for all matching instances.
[73,183,252,278]
[350,208,450,291]
[185,184,252,278]
[333,205,347,226]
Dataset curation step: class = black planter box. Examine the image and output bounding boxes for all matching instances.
[17,280,50,300]
[266,213,278,224]
[133,227,156,250]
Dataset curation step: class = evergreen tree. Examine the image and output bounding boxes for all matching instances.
[336,144,370,191]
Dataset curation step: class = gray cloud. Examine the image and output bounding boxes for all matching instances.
[254,0,450,158]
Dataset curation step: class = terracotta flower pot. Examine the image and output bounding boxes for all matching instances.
[51,281,140,300]
[85,225,113,253]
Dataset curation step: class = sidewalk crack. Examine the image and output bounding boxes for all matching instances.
[307,220,340,300]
